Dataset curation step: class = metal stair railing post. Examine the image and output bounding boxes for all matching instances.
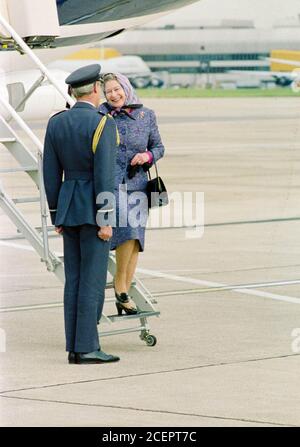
[0,182,65,282]
[0,115,39,185]
[0,96,54,271]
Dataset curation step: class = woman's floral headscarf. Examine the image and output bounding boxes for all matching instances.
[101,72,142,108]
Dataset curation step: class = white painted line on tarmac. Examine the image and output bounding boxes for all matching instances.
[0,273,48,278]
[0,241,34,251]
[137,268,300,305]
[0,302,63,313]
[0,241,63,257]
[1,240,300,306]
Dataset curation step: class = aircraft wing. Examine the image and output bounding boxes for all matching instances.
[0,0,199,49]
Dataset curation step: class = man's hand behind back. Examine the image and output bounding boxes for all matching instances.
[98,226,112,241]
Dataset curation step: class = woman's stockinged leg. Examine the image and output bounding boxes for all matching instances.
[126,240,139,292]
[115,239,138,311]
[115,240,136,293]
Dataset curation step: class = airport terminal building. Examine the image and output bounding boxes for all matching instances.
[102,20,300,87]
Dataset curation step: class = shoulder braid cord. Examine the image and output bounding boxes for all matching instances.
[92,114,120,154]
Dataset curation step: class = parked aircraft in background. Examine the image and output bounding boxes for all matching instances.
[227,68,299,87]
[266,56,300,90]
[228,51,300,89]
[49,52,164,89]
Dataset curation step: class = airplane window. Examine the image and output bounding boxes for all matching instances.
[6,83,26,112]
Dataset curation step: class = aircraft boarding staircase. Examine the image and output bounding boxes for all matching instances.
[0,15,159,347]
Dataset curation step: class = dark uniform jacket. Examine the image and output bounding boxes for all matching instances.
[43,102,117,226]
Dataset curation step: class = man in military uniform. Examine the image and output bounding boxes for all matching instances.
[43,64,119,364]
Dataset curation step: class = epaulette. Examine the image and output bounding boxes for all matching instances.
[92,113,120,153]
[49,109,67,119]
[92,115,107,153]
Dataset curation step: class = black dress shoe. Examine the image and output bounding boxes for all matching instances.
[68,351,76,364]
[75,350,120,364]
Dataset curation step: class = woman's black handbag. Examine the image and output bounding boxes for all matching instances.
[146,162,168,208]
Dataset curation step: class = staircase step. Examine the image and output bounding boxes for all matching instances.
[0,138,16,144]
[35,225,56,232]
[107,310,160,322]
[12,197,40,204]
[0,166,37,174]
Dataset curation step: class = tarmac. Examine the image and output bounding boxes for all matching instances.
[1,97,300,427]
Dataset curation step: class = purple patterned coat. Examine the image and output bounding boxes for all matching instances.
[99,102,165,190]
[99,102,165,251]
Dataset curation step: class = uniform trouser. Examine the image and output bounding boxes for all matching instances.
[62,224,110,353]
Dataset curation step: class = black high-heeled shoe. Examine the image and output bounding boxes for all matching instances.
[115,291,138,315]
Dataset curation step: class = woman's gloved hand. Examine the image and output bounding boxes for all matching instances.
[128,152,154,178]
[127,161,152,178]
[130,152,152,166]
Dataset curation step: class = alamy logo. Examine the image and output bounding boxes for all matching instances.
[96,187,204,239]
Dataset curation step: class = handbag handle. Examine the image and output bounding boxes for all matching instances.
[147,160,162,191]
[147,160,159,181]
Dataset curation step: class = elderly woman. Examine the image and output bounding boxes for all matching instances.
[99,73,165,315]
